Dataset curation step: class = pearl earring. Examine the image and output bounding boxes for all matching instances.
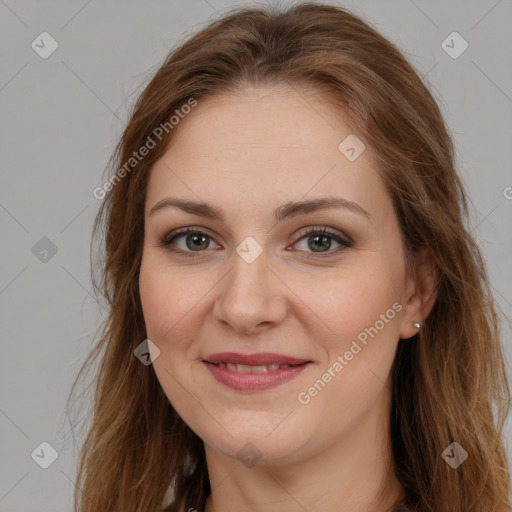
[413,321,421,330]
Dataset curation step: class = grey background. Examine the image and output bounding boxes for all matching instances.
[1,0,511,510]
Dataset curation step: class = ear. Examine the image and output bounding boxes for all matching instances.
[399,247,439,340]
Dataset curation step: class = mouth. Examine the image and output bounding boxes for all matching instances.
[203,351,312,367]
[204,361,308,373]
[201,353,313,392]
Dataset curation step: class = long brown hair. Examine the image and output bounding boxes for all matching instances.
[67,3,511,511]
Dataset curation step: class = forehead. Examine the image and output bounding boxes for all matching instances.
[146,85,390,222]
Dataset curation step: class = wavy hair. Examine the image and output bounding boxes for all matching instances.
[67,3,511,511]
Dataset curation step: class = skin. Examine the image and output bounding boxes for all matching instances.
[139,84,437,512]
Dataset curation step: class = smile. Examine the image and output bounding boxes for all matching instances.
[203,360,312,392]
[213,362,300,372]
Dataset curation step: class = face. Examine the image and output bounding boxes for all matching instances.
[139,84,416,466]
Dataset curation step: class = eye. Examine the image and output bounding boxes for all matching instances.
[291,226,353,256]
[158,227,220,257]
[158,226,353,258]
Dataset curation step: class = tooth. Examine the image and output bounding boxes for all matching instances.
[251,365,269,373]
[219,362,295,372]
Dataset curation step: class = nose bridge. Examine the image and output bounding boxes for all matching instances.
[212,239,287,332]
[225,241,272,304]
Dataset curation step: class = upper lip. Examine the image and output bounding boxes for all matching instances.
[203,352,311,366]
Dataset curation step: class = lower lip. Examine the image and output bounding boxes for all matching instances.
[203,361,311,392]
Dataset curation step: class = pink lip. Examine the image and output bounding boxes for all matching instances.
[202,352,312,392]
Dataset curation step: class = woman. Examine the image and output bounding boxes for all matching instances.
[69,3,511,511]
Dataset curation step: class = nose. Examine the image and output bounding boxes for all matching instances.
[212,249,288,335]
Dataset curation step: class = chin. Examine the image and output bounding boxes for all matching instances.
[197,412,315,467]
[206,435,305,467]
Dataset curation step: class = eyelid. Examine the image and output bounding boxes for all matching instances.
[294,225,353,245]
[160,225,218,243]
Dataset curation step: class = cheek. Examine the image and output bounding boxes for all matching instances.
[295,258,403,347]
[293,257,404,405]
[139,256,209,343]
[138,257,207,419]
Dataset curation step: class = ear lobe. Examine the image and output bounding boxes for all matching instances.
[399,247,439,339]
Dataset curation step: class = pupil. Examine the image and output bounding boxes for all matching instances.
[309,235,331,252]
[183,233,332,253]
[187,234,209,251]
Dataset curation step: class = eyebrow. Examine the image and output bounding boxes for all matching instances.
[148,196,371,222]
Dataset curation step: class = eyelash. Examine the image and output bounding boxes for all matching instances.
[158,226,353,259]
